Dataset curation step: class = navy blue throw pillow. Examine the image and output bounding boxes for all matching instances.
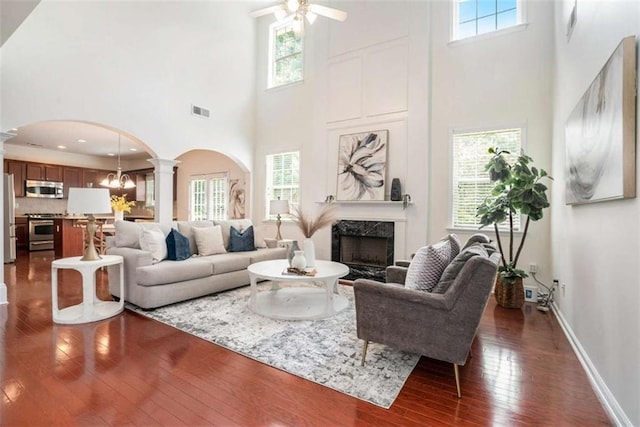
[166,228,191,261]
[228,225,256,252]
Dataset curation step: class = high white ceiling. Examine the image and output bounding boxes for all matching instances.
[0,0,273,161]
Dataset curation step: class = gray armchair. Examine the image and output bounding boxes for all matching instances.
[353,250,499,398]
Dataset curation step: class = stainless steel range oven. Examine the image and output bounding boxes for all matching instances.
[28,215,55,251]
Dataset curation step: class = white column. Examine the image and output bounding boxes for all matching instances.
[147,158,179,224]
[0,133,12,305]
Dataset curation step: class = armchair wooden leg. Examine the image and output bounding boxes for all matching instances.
[453,364,462,398]
[361,341,369,366]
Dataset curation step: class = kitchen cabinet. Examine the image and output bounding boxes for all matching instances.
[135,173,147,202]
[4,160,27,197]
[26,162,63,182]
[82,169,110,189]
[62,167,82,198]
[15,217,28,251]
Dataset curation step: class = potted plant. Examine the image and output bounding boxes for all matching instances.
[291,204,336,268]
[477,147,552,308]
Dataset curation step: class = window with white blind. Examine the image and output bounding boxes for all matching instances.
[452,0,524,41]
[189,173,228,221]
[269,21,303,88]
[451,127,522,229]
[266,151,300,218]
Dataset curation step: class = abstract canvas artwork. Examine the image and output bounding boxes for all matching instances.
[228,179,245,219]
[565,36,636,205]
[337,130,388,201]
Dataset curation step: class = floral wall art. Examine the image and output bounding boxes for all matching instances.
[337,130,388,201]
[228,179,246,219]
[565,36,636,205]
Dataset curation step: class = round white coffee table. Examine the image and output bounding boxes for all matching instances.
[247,259,349,320]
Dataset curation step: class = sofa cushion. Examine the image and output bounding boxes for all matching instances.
[405,238,452,292]
[214,219,253,249]
[249,247,288,264]
[432,244,489,294]
[136,258,213,287]
[115,220,142,248]
[177,220,214,255]
[193,225,227,256]
[166,228,191,261]
[228,226,256,252]
[139,229,168,263]
[200,253,252,275]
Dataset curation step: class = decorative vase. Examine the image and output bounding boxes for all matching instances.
[287,240,301,266]
[291,250,307,270]
[390,178,402,201]
[114,210,124,222]
[494,275,525,309]
[303,238,315,268]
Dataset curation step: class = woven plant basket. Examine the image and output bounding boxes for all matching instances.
[494,275,525,309]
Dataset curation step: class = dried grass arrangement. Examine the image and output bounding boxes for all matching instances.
[292,204,337,238]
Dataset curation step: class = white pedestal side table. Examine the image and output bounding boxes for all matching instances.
[51,255,124,324]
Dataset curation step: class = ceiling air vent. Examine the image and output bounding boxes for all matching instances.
[191,104,210,118]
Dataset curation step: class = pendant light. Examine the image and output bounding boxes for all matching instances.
[100,134,136,189]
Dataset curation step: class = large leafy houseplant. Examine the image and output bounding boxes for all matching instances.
[477,147,552,283]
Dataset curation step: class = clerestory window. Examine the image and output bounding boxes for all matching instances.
[269,21,303,88]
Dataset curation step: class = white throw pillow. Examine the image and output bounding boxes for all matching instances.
[114,220,142,248]
[193,225,227,256]
[253,226,267,249]
[405,239,452,292]
[139,229,168,263]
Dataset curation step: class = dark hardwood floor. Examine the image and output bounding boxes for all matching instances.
[1,250,610,426]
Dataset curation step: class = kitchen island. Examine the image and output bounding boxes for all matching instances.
[53,216,115,259]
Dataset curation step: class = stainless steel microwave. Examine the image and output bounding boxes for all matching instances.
[25,180,64,198]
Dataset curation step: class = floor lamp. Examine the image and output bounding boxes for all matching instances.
[67,187,113,261]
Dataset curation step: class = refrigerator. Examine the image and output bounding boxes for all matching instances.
[4,173,16,263]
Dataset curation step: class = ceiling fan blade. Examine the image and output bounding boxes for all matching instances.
[249,4,284,18]
[307,4,347,22]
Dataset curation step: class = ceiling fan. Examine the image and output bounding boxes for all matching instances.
[250,0,347,35]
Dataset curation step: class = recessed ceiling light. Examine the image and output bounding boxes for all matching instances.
[129,148,137,152]
[58,145,67,149]
[77,139,86,143]
[107,153,115,156]
[10,128,18,132]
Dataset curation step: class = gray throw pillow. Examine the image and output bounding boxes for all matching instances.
[462,233,491,250]
[432,243,488,294]
[405,239,452,292]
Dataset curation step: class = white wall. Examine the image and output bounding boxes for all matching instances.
[429,0,555,286]
[175,149,248,221]
[253,1,430,260]
[0,0,257,169]
[551,1,640,425]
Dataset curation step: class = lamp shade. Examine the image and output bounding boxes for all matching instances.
[67,188,113,215]
[269,199,290,215]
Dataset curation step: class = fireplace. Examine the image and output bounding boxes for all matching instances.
[331,220,394,281]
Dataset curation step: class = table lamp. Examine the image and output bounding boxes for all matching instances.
[269,198,289,240]
[67,187,113,261]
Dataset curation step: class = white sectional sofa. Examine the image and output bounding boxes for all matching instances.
[106,219,286,309]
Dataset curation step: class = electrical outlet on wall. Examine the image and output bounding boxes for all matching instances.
[529,263,538,273]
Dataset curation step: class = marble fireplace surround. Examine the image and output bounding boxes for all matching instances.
[329,207,408,281]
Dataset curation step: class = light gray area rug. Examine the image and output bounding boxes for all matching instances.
[127,282,419,408]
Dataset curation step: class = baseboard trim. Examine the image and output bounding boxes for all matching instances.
[551,303,632,426]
